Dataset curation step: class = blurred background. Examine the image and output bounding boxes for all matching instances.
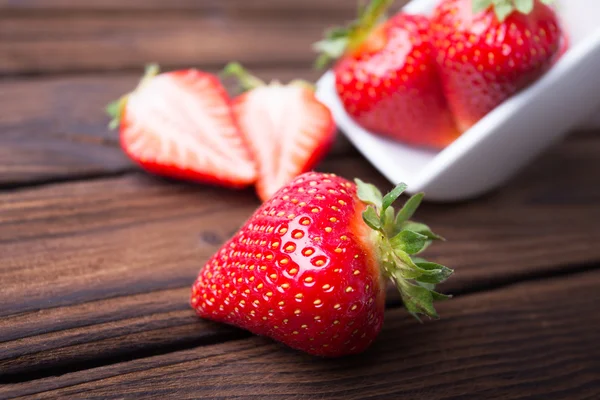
[0,0,400,77]
[0,0,410,185]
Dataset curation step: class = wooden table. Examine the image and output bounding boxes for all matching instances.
[1,1,599,398]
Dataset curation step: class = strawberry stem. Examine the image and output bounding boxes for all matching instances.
[137,63,160,89]
[355,179,453,320]
[106,63,160,130]
[313,0,394,69]
[222,62,265,93]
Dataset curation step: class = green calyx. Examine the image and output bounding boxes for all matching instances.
[313,0,394,69]
[222,62,315,93]
[355,179,452,321]
[106,63,160,130]
[473,0,554,22]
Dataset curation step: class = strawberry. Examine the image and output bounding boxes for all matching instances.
[431,0,563,132]
[315,0,459,149]
[107,64,256,188]
[191,172,452,357]
[222,63,336,201]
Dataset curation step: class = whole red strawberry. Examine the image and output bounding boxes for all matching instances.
[315,0,459,149]
[431,0,563,132]
[107,65,256,188]
[191,172,452,356]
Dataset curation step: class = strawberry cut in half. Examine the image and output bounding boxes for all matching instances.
[315,0,459,149]
[431,0,563,132]
[223,63,336,202]
[107,64,257,188]
[191,172,452,357]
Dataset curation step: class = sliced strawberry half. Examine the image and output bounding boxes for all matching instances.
[223,63,336,201]
[107,65,257,188]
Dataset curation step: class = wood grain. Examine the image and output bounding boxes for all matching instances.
[0,0,408,77]
[0,68,350,187]
[1,141,599,377]
[3,269,599,399]
[0,0,360,13]
[0,11,347,75]
[0,0,411,75]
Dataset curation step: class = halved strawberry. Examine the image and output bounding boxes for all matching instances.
[107,65,257,188]
[223,63,336,202]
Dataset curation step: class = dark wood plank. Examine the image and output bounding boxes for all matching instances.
[0,68,350,187]
[0,0,356,13]
[3,269,600,399]
[0,74,130,185]
[0,0,411,75]
[0,13,334,75]
[1,139,599,377]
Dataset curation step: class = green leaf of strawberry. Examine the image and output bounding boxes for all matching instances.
[414,261,454,284]
[401,282,440,321]
[399,221,445,241]
[362,206,383,231]
[389,230,429,255]
[395,193,424,226]
[381,182,407,215]
[355,178,383,210]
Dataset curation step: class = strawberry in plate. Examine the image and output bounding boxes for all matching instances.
[191,172,452,357]
[107,65,257,188]
[315,0,459,149]
[223,63,336,202]
[431,0,563,132]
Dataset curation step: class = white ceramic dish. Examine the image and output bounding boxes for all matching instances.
[316,0,600,201]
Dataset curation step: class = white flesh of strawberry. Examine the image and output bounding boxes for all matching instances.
[123,70,256,183]
[234,83,333,198]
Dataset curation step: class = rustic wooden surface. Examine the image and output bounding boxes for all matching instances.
[4,269,600,399]
[1,1,599,399]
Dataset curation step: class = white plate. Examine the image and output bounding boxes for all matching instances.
[316,0,600,201]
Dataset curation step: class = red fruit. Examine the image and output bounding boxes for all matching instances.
[191,172,452,357]
[224,63,336,201]
[107,65,256,188]
[315,1,459,149]
[431,0,563,132]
